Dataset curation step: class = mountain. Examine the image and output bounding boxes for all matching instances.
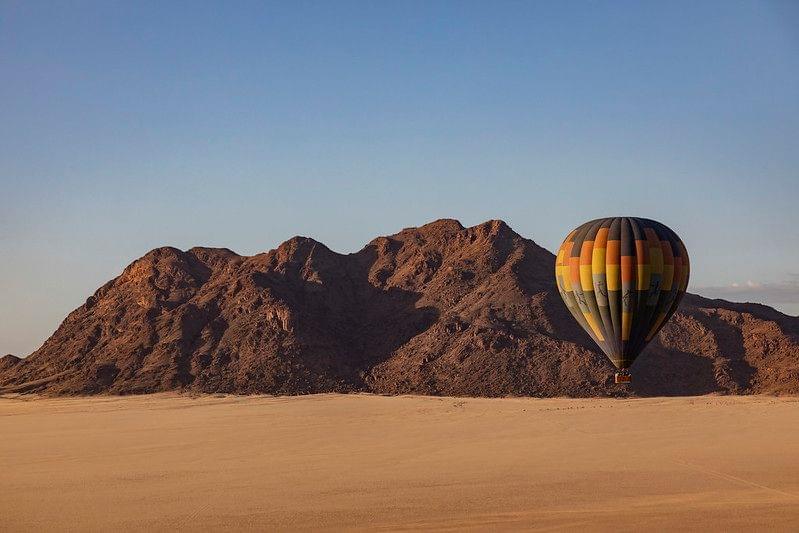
[1,219,798,396]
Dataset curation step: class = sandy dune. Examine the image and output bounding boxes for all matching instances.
[2,394,798,531]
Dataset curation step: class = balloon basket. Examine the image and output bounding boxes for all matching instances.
[615,372,632,384]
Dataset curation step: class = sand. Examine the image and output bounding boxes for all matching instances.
[2,394,798,531]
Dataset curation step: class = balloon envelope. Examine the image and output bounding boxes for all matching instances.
[554,217,689,370]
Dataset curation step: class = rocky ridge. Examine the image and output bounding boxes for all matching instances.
[2,219,798,396]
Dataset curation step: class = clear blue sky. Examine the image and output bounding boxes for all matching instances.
[2,1,798,356]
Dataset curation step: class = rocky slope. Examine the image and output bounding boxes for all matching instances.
[2,219,798,396]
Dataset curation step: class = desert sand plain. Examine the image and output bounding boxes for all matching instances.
[2,393,798,532]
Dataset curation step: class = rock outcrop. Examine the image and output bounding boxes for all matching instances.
[2,219,797,396]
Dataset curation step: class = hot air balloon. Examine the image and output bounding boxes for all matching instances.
[554,217,689,383]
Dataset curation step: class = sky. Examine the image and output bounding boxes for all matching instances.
[1,1,798,357]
